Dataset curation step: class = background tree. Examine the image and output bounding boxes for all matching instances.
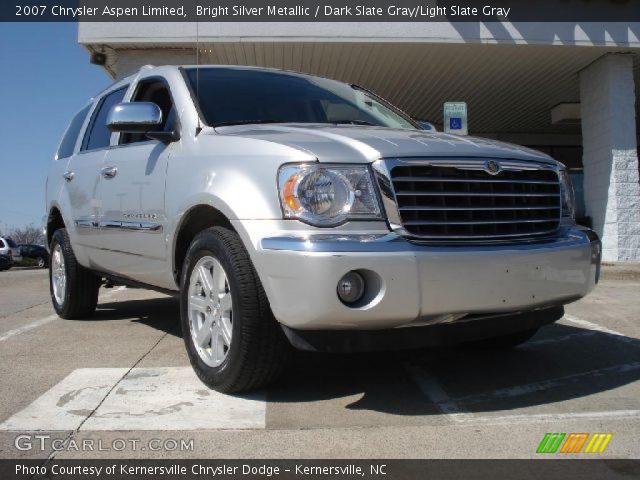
[5,224,46,245]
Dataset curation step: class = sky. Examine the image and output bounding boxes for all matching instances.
[0,23,110,233]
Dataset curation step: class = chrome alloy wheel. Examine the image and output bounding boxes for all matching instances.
[188,256,233,367]
[51,244,66,305]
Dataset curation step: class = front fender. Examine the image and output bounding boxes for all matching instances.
[164,132,315,285]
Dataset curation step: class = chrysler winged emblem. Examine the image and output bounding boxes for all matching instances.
[484,160,501,175]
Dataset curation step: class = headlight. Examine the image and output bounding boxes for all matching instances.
[278,164,382,226]
[559,169,575,219]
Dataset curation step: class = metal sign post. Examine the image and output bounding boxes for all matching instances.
[444,102,468,135]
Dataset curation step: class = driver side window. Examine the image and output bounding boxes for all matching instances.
[120,79,176,145]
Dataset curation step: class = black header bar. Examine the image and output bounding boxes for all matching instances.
[2,459,640,480]
[3,0,640,22]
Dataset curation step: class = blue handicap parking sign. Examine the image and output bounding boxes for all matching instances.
[444,102,467,135]
[450,117,462,130]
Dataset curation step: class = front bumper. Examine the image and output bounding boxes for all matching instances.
[250,225,600,330]
[281,306,565,352]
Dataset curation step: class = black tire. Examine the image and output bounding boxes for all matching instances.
[467,328,539,350]
[37,257,46,268]
[49,228,100,319]
[180,227,290,393]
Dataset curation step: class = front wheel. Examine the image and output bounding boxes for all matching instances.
[37,257,46,268]
[180,227,290,393]
[49,228,100,319]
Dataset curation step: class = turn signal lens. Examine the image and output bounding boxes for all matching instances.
[282,174,300,211]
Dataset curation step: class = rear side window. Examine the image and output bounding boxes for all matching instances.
[82,87,127,151]
[56,105,91,160]
[0,239,5,248]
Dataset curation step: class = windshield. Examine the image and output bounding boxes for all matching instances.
[185,68,417,130]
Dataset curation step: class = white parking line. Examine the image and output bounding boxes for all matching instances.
[404,362,471,423]
[454,361,640,405]
[524,314,638,349]
[406,357,640,426]
[457,409,640,426]
[524,331,597,348]
[0,286,126,343]
[0,367,266,431]
[563,314,632,339]
[405,315,640,427]
[0,314,59,342]
[403,361,640,427]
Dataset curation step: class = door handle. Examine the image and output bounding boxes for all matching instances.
[63,171,74,182]
[101,166,117,179]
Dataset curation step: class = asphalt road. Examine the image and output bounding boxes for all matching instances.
[0,268,638,460]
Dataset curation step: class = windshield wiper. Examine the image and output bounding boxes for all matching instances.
[213,119,287,127]
[330,120,377,126]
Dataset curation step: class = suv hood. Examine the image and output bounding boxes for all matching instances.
[213,124,556,165]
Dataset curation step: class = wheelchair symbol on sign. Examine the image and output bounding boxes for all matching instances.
[450,117,462,130]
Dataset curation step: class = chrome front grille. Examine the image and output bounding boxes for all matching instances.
[378,159,561,241]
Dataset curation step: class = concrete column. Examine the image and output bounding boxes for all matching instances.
[580,53,640,262]
[114,49,197,79]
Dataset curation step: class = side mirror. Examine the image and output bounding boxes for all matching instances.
[416,120,437,132]
[107,102,179,143]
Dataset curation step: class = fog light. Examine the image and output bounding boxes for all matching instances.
[337,271,365,305]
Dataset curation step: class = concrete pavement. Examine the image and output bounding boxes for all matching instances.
[0,268,638,460]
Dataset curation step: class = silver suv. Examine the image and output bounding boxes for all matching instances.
[0,237,22,263]
[46,65,601,392]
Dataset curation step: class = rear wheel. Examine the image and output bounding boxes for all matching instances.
[49,228,100,319]
[180,227,290,393]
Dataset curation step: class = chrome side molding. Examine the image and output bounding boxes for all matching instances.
[75,218,98,228]
[102,220,163,232]
[74,218,162,233]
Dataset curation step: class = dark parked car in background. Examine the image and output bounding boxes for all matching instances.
[18,244,49,268]
[0,254,12,271]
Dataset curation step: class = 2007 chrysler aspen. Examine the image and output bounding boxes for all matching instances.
[46,65,601,392]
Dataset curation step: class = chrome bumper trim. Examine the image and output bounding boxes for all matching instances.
[261,233,406,252]
[260,229,595,253]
